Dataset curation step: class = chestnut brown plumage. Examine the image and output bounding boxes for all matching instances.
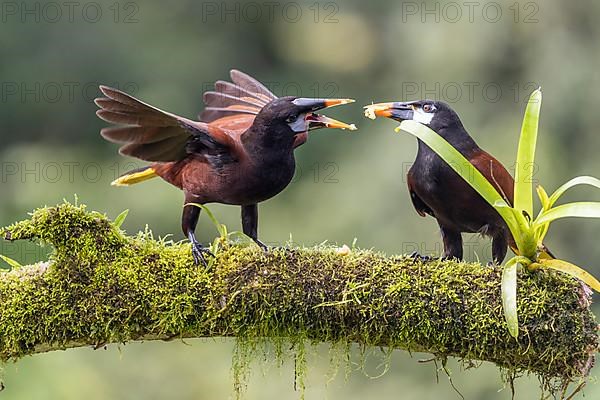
[365,100,552,264]
[96,70,356,266]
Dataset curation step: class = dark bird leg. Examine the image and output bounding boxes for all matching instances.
[491,231,508,265]
[409,252,433,262]
[241,204,268,251]
[182,203,214,267]
[441,226,463,261]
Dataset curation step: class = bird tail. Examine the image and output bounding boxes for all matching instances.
[111,166,158,187]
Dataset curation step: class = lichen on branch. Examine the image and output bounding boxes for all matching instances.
[0,203,597,393]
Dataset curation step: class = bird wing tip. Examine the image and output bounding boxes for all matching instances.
[94,97,107,108]
[96,109,111,122]
[99,85,113,94]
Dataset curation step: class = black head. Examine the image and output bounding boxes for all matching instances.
[365,100,465,134]
[250,96,356,147]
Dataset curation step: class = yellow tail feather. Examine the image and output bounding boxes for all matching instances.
[111,167,158,187]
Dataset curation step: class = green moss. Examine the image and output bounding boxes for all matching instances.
[0,202,597,398]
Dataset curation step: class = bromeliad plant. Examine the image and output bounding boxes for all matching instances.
[395,89,600,338]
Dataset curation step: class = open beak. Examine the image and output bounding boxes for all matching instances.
[293,98,357,131]
[364,102,414,121]
[322,98,356,108]
[293,97,355,110]
[306,113,357,131]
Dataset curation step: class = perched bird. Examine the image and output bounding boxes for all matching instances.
[96,70,356,266]
[364,100,550,264]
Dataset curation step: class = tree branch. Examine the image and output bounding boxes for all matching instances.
[0,203,597,388]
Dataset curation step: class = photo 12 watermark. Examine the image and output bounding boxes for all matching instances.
[200,1,340,24]
[1,81,139,104]
[398,81,541,104]
[0,242,50,268]
[200,80,342,99]
[400,238,496,261]
[400,160,540,186]
[1,80,343,104]
[0,161,344,186]
[291,162,340,184]
[0,161,140,185]
[400,2,539,24]
[0,1,140,23]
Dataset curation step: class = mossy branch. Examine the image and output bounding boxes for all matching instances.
[0,203,597,388]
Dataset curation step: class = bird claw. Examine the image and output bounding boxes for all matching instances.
[253,239,269,252]
[252,240,295,255]
[409,251,433,262]
[191,242,214,267]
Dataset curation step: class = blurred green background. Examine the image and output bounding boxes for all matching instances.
[1,0,599,398]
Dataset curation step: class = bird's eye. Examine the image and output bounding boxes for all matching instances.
[423,104,433,113]
[286,115,299,123]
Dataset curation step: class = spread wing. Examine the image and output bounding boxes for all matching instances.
[197,69,280,147]
[199,69,277,123]
[96,86,239,163]
[97,70,280,164]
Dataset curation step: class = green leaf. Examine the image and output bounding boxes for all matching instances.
[0,254,22,270]
[536,202,600,225]
[534,186,551,243]
[514,88,542,218]
[501,257,521,339]
[113,209,129,229]
[534,223,550,246]
[537,258,600,292]
[398,120,522,242]
[494,200,531,231]
[228,231,259,247]
[536,185,550,210]
[494,201,537,256]
[186,203,227,238]
[210,237,221,256]
[547,176,600,208]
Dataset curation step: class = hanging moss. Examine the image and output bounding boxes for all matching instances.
[0,203,597,397]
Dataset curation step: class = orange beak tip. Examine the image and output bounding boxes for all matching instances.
[324,98,355,107]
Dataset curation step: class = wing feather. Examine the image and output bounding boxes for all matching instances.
[470,151,515,206]
[214,80,271,106]
[120,136,190,161]
[101,126,182,144]
[96,86,239,163]
[229,69,277,100]
[199,69,277,123]
[203,91,266,109]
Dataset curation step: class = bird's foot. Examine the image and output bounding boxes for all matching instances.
[191,241,214,267]
[252,238,269,252]
[251,239,295,255]
[441,255,462,262]
[409,251,434,262]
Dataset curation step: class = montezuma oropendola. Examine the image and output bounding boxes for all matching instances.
[96,69,356,266]
[365,100,552,264]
